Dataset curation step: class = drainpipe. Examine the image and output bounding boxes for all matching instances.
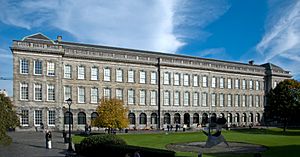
[157,58,161,130]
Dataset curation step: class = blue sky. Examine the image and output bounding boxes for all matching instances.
[1,0,300,96]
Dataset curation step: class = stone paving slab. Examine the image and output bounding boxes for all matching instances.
[0,131,69,157]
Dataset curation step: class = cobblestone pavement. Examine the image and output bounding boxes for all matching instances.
[0,131,69,157]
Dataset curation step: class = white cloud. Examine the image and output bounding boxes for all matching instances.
[255,0,300,79]
[0,0,230,53]
[197,47,226,57]
[0,48,12,59]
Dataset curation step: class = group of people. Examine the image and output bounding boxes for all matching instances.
[45,130,52,149]
[166,124,181,132]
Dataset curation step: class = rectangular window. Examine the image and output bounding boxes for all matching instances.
[255,81,260,90]
[242,80,246,89]
[128,70,135,83]
[174,91,180,106]
[211,93,216,107]
[184,92,189,106]
[64,65,71,79]
[139,90,146,105]
[193,92,199,106]
[227,94,232,107]
[139,71,146,84]
[235,94,239,107]
[212,77,216,88]
[91,88,98,103]
[249,80,253,90]
[48,110,55,126]
[78,87,85,103]
[193,75,199,86]
[104,68,111,81]
[20,59,29,74]
[249,95,253,107]
[164,91,170,106]
[34,84,42,101]
[235,79,240,89]
[78,66,85,79]
[104,88,111,99]
[220,78,224,88]
[20,83,29,100]
[34,110,42,126]
[150,72,157,84]
[34,60,42,75]
[47,85,55,101]
[227,78,232,89]
[116,89,123,100]
[21,110,29,126]
[64,86,71,101]
[202,93,207,106]
[174,73,180,86]
[255,95,260,107]
[150,91,157,105]
[242,95,246,107]
[183,74,189,86]
[202,76,207,87]
[128,89,135,104]
[91,67,98,80]
[47,62,55,76]
[220,94,224,107]
[164,72,170,85]
[116,69,123,82]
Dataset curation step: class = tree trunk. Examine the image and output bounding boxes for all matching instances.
[283,118,288,133]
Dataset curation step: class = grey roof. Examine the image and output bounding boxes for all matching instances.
[22,33,54,44]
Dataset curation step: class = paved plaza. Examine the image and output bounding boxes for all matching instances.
[0,131,69,157]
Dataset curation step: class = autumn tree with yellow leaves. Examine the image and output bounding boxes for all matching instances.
[92,98,129,133]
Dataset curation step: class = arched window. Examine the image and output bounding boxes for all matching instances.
[128,113,136,124]
[184,113,190,125]
[202,113,208,125]
[193,113,199,124]
[151,113,157,124]
[249,113,253,122]
[164,113,171,124]
[174,113,180,124]
[139,113,147,124]
[91,112,99,121]
[78,112,86,125]
[211,113,217,123]
[64,111,73,124]
[242,113,247,123]
[235,113,240,123]
[227,113,233,123]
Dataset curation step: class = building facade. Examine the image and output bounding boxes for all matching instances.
[11,33,292,131]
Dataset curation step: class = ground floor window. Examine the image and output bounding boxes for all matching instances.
[48,110,55,126]
[78,112,86,125]
[34,110,42,126]
[64,112,73,124]
[21,110,29,126]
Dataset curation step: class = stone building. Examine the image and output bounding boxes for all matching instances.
[11,33,291,131]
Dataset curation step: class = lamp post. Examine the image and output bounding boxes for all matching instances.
[66,98,74,152]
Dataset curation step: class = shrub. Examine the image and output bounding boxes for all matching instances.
[75,143,175,157]
[80,134,126,147]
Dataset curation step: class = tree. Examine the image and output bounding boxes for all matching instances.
[0,94,19,145]
[265,79,300,132]
[92,98,129,133]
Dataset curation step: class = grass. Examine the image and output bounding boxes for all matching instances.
[73,128,300,157]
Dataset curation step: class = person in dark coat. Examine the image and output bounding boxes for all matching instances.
[45,130,52,149]
[62,130,67,143]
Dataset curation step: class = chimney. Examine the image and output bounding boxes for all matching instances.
[249,60,254,65]
[57,35,62,42]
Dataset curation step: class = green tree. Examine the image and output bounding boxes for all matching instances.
[266,79,300,132]
[0,94,19,145]
[92,98,129,133]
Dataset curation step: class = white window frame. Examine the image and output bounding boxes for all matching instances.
[184,92,190,106]
[202,93,207,107]
[249,95,253,107]
[128,89,135,104]
[220,78,224,88]
[20,59,29,74]
[91,88,98,103]
[183,74,189,86]
[212,77,216,88]
[34,110,42,126]
[150,91,157,106]
[242,79,246,89]
[255,81,260,90]
[139,71,146,84]
[164,91,170,106]
[227,94,232,107]
[21,110,29,126]
[242,95,246,107]
[220,94,224,107]
[139,90,146,105]
[34,60,42,75]
[211,93,216,107]
[20,83,29,100]
[116,69,123,82]
[34,84,42,101]
[255,95,260,107]
[128,70,135,83]
[116,89,123,100]
[104,88,111,99]
[235,94,239,107]
[104,68,111,81]
[174,73,180,86]
[78,87,85,103]
[202,76,208,87]
[249,80,253,90]
[164,72,170,85]
[91,67,98,80]
[48,110,55,126]
[64,65,71,79]
[227,78,232,89]
[78,66,85,80]
[47,62,55,76]
[235,79,240,89]
[193,92,199,106]
[150,72,157,84]
[64,86,71,101]
[174,91,180,106]
[47,84,55,101]
[193,75,199,87]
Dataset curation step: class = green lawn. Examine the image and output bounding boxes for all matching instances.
[73,128,300,157]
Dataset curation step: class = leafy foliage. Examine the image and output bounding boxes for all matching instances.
[266,79,300,131]
[92,98,129,132]
[0,94,19,145]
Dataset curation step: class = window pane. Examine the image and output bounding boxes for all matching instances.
[151,72,157,84]
[91,67,98,80]
[91,88,98,103]
[78,87,85,103]
[21,110,29,126]
[64,65,71,78]
[78,66,85,79]
[20,59,29,74]
[116,69,123,82]
[34,84,42,101]
[34,110,42,126]
[128,70,135,83]
[20,83,29,100]
[34,60,42,75]
[139,71,146,84]
[104,68,111,81]
[139,90,146,105]
[48,110,55,125]
[48,85,55,101]
[47,62,55,76]
[150,91,157,105]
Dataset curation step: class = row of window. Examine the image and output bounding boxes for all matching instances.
[20,83,262,107]
[19,59,262,90]
[20,110,99,126]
